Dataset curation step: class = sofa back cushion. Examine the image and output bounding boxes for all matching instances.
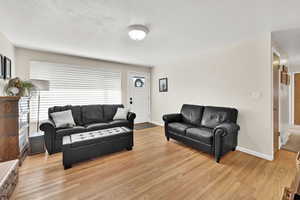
[81,105,105,124]
[180,104,204,126]
[201,106,238,128]
[49,105,71,116]
[70,106,83,125]
[103,104,124,121]
[48,105,83,126]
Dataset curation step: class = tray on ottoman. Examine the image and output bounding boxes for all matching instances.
[62,127,133,169]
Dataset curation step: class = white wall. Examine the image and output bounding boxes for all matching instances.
[279,83,290,144]
[15,47,151,106]
[0,32,15,95]
[151,33,273,158]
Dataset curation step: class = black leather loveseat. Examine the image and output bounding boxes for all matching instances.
[40,104,136,154]
[163,104,240,162]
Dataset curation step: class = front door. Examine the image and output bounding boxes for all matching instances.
[294,73,300,125]
[127,72,150,123]
[273,53,280,157]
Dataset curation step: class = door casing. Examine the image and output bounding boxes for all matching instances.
[294,73,300,125]
[272,52,280,157]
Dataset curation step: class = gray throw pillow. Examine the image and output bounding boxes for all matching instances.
[50,110,76,128]
[113,108,129,120]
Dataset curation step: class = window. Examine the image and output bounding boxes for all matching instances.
[133,76,145,88]
[30,61,122,124]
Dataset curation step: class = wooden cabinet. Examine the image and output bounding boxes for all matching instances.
[0,96,30,165]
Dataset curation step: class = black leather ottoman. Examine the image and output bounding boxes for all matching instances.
[62,127,133,169]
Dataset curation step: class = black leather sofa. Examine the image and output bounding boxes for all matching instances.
[163,104,240,162]
[40,104,136,154]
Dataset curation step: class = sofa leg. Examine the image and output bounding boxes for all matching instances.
[215,157,220,163]
[64,164,72,170]
[127,146,133,151]
[166,136,170,141]
[232,147,236,151]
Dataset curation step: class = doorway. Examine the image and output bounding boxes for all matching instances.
[294,73,300,125]
[273,52,280,157]
[272,28,300,153]
[280,73,300,152]
[127,72,151,123]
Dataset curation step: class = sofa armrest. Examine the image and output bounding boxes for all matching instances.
[127,112,136,121]
[127,112,136,130]
[162,113,182,123]
[213,123,240,137]
[39,119,56,154]
[213,123,240,162]
[40,119,56,131]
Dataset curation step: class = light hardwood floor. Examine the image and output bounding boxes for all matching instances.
[12,126,296,200]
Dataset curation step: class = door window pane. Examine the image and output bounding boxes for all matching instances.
[133,77,145,88]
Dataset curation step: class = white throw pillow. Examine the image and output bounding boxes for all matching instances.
[50,110,76,128]
[113,108,129,120]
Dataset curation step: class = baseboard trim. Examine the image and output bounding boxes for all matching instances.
[150,121,164,127]
[236,146,273,161]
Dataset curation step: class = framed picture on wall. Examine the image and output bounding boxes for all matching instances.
[0,55,4,79]
[159,78,168,92]
[4,56,11,79]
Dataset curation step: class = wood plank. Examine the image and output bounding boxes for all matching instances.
[11,126,296,200]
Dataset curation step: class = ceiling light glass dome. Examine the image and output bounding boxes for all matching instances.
[128,25,149,41]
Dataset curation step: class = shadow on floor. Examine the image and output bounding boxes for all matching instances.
[134,122,158,130]
[282,132,300,153]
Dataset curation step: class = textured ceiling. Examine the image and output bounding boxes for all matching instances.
[1,0,300,66]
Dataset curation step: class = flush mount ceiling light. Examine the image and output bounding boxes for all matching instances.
[128,24,149,41]
[280,59,288,65]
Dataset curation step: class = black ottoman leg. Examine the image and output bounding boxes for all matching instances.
[64,164,72,170]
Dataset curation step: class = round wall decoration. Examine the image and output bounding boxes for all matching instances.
[134,78,144,87]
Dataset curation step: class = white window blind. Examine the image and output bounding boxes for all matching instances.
[30,61,122,122]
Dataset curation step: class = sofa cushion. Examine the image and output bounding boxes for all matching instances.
[201,106,238,128]
[180,104,204,126]
[50,110,76,128]
[109,120,130,128]
[113,108,129,120]
[103,104,124,121]
[81,105,105,124]
[85,123,110,131]
[56,126,86,139]
[48,105,83,126]
[49,105,72,119]
[71,106,83,125]
[186,127,213,145]
[168,122,194,135]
